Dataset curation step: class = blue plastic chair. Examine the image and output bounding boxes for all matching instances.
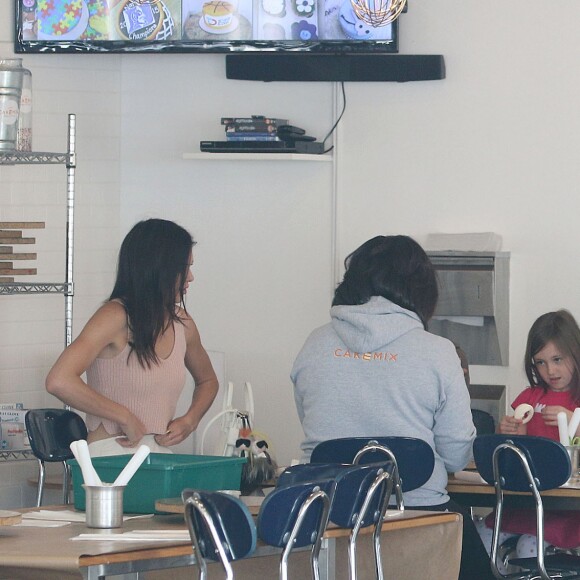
[257,479,334,580]
[277,461,395,580]
[25,408,88,507]
[183,480,334,580]
[473,434,580,580]
[310,436,435,511]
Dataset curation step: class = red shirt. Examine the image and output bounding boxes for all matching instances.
[512,387,578,440]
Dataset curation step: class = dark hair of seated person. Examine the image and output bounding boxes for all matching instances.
[332,235,439,329]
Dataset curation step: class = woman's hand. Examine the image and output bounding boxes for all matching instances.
[541,405,572,427]
[116,414,148,448]
[154,416,195,447]
[498,415,527,435]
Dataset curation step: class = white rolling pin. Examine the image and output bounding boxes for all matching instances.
[113,445,150,487]
[557,412,570,446]
[568,408,580,440]
[75,440,103,486]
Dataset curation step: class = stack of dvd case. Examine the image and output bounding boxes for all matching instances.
[222,115,288,142]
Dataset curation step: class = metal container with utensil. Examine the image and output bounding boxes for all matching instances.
[83,484,126,529]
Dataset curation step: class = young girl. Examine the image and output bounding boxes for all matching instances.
[477,309,580,565]
[500,309,580,438]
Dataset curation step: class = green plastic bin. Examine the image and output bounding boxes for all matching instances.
[68,453,246,514]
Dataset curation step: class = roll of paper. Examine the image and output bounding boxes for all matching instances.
[557,412,570,446]
[568,408,580,440]
[113,445,150,487]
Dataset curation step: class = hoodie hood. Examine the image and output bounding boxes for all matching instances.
[331,296,423,353]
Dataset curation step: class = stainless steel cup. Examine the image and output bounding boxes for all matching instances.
[83,484,126,529]
[566,446,580,483]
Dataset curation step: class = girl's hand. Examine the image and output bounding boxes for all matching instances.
[541,405,572,426]
[498,415,526,435]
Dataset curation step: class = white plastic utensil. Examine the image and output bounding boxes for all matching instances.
[69,440,80,463]
[514,403,534,424]
[113,445,150,487]
[557,412,569,447]
[75,439,102,486]
[568,408,580,441]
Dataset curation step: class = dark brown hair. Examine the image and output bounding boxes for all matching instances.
[110,218,195,368]
[524,309,580,403]
[332,235,438,328]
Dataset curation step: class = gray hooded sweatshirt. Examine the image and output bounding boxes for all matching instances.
[291,296,476,506]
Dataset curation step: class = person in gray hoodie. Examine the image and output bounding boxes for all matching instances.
[291,234,492,580]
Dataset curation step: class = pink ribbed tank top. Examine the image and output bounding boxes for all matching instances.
[85,322,186,436]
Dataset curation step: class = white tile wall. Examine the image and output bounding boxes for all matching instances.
[0,10,122,506]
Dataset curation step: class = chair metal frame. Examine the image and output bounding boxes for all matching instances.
[24,408,88,507]
[353,441,404,511]
[262,485,332,580]
[277,461,395,580]
[183,482,333,580]
[184,492,241,580]
[474,434,580,580]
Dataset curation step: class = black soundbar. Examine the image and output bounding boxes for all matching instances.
[226,54,445,83]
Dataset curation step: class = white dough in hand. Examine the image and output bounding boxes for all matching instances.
[514,403,534,424]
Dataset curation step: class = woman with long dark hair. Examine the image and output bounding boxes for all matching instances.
[46,218,218,456]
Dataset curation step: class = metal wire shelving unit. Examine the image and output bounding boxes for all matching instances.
[0,114,76,461]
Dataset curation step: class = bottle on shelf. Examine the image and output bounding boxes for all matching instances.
[17,60,32,152]
[0,58,24,152]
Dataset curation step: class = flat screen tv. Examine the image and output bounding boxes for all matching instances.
[15,0,399,54]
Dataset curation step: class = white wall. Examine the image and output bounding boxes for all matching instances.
[119,53,335,467]
[1,0,580,505]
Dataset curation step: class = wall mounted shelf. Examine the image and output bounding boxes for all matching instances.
[183,152,332,162]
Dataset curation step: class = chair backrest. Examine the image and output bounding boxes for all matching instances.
[257,479,335,548]
[277,462,393,529]
[182,489,257,564]
[310,436,434,492]
[471,409,495,436]
[473,434,571,492]
[25,408,88,462]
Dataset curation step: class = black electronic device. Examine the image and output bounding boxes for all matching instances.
[200,140,326,155]
[277,125,307,136]
[226,53,446,82]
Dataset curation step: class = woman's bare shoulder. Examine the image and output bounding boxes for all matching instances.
[176,308,200,342]
[81,300,128,338]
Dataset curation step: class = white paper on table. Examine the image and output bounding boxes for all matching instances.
[71,530,191,542]
[23,510,154,522]
[453,471,487,484]
[16,519,71,527]
[23,510,85,522]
